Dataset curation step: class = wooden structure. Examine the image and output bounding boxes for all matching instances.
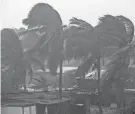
[124,89,135,113]
[69,89,97,114]
[1,98,34,114]
[1,91,70,114]
[1,84,99,114]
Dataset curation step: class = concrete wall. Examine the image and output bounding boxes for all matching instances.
[1,106,36,114]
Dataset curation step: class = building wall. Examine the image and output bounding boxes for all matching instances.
[1,106,36,114]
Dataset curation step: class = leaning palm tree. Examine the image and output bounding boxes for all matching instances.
[62,15,134,114]
[1,29,28,92]
[1,28,47,93]
[100,16,134,110]
[22,3,64,99]
[63,16,128,79]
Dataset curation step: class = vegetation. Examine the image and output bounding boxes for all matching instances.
[1,28,46,92]
[1,2,135,114]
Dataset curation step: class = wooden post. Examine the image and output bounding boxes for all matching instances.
[29,106,32,114]
[22,107,24,114]
[36,104,45,114]
[97,57,103,114]
[85,97,91,114]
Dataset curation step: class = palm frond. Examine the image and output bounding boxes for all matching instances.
[101,46,131,92]
[101,65,129,92]
[23,3,62,30]
[32,77,43,84]
[29,56,45,71]
[24,49,45,71]
[69,17,82,25]
[47,50,64,75]
[1,41,18,64]
[63,26,91,42]
[106,46,130,68]
[101,67,118,92]
[22,18,29,26]
[44,28,65,75]
[1,28,23,59]
[64,26,82,34]
[27,33,49,55]
[96,15,129,47]
[98,15,115,23]
[32,76,52,87]
[116,15,134,43]
[111,46,130,57]
[69,17,93,29]
[98,33,125,48]
[64,36,92,60]
[75,55,96,78]
[18,26,47,36]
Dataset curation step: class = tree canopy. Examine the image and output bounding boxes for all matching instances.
[2,2,135,95]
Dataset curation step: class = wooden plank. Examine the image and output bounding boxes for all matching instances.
[2,100,35,107]
[19,97,70,105]
[1,98,35,107]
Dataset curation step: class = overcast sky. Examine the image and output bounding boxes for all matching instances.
[1,0,135,29]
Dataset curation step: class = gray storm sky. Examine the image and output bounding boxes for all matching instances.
[1,0,135,29]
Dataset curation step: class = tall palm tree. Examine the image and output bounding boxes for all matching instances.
[97,16,134,113]
[63,15,134,114]
[1,29,28,92]
[100,15,134,107]
[22,3,64,99]
[2,28,49,92]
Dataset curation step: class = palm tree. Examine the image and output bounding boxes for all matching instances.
[22,3,134,113]
[100,16,134,108]
[1,28,47,93]
[1,28,27,92]
[22,3,64,99]
[65,16,125,75]
[62,15,134,114]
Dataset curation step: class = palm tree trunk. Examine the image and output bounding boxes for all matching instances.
[97,57,103,114]
[102,52,105,66]
[119,79,125,114]
[59,57,63,99]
